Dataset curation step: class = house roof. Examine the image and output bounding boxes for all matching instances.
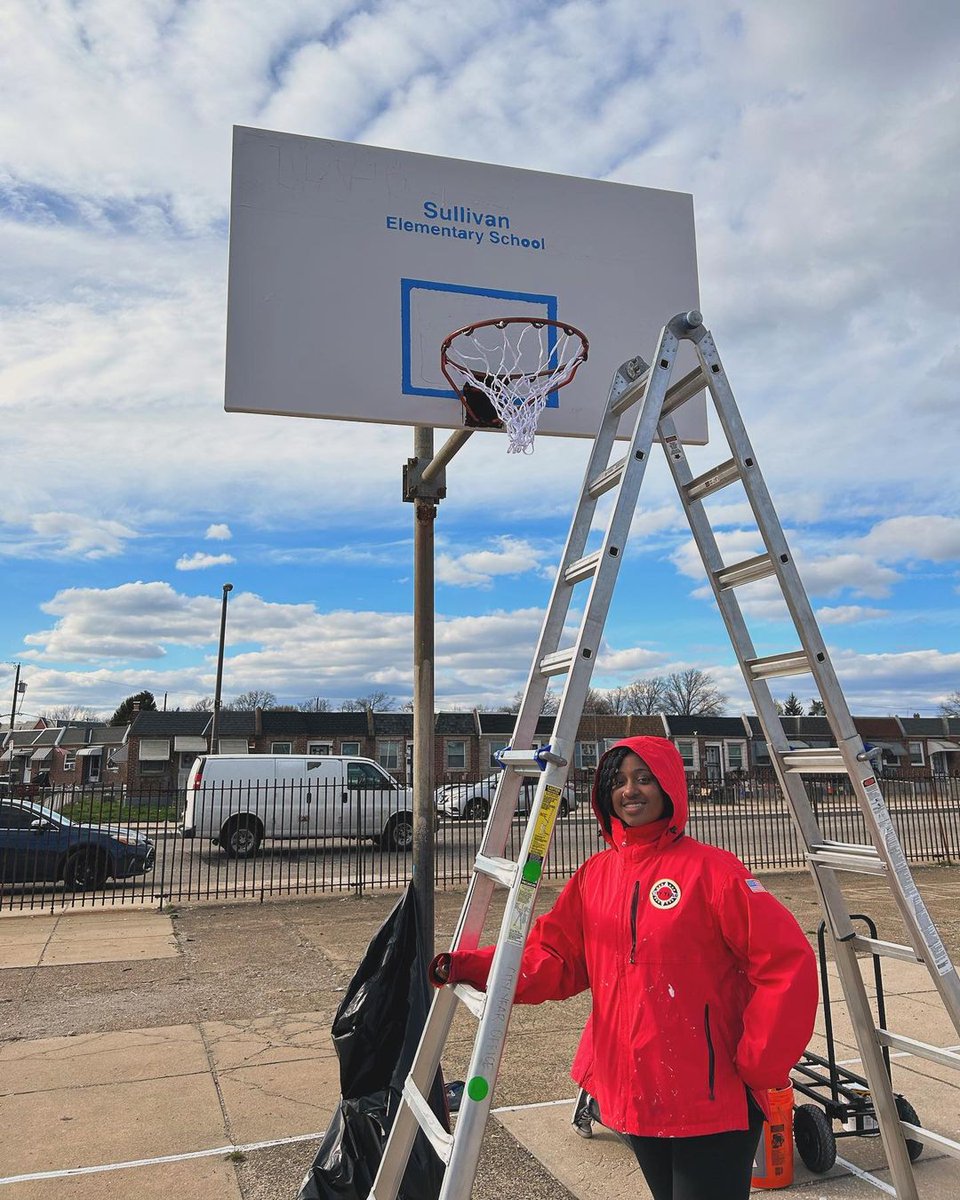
[435,711,476,735]
[663,715,750,738]
[129,711,209,737]
[259,710,371,736]
[372,712,414,736]
[898,716,947,735]
[477,712,555,737]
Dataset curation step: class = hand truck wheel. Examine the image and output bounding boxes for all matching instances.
[794,1103,837,1173]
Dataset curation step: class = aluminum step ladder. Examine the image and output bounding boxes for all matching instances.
[369,312,960,1200]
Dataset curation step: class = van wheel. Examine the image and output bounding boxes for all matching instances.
[221,816,262,858]
[383,815,414,851]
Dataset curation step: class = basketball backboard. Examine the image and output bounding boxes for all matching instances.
[225,126,705,442]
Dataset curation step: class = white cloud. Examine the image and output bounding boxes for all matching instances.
[175,551,237,571]
[205,523,232,540]
[6,512,141,559]
[436,537,552,588]
[817,605,889,626]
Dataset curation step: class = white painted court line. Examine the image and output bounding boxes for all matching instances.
[0,1133,322,1187]
[834,1154,897,1195]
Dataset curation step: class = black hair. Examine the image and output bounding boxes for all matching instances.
[595,744,673,836]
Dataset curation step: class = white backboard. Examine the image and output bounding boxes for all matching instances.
[225,126,705,442]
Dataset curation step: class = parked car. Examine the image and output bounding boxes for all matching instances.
[181,754,416,856]
[0,775,40,800]
[435,774,579,821]
[0,797,156,890]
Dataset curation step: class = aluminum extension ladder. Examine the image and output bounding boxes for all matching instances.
[369,311,960,1200]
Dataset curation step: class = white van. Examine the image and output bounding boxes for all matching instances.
[181,754,415,857]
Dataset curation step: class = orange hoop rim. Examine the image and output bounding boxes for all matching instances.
[440,316,589,394]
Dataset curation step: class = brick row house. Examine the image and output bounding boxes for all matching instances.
[4,709,960,798]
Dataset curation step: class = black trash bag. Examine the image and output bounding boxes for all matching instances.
[297,883,448,1200]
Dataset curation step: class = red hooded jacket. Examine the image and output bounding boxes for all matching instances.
[437,736,818,1137]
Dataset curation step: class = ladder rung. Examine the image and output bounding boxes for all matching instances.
[715,553,777,589]
[899,1121,960,1161]
[808,844,886,875]
[496,749,566,771]
[401,1077,455,1163]
[850,934,922,964]
[876,1030,960,1073]
[587,456,627,499]
[747,650,810,679]
[452,981,487,1020]
[781,748,847,772]
[684,457,740,503]
[539,648,576,677]
[661,366,709,417]
[474,853,519,888]
[564,550,602,585]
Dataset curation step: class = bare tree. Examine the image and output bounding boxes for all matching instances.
[191,696,214,711]
[231,689,278,710]
[621,677,669,715]
[37,704,101,724]
[939,691,960,718]
[342,690,396,712]
[583,687,614,715]
[662,669,728,716]
[505,688,560,715]
[808,698,826,716]
[299,696,331,712]
[782,692,804,716]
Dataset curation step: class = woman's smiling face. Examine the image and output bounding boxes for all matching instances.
[611,752,666,827]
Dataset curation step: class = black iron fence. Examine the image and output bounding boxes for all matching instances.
[1,770,959,911]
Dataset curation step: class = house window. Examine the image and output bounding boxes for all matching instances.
[378,740,400,770]
[675,739,697,771]
[64,752,76,772]
[271,742,292,755]
[179,752,198,771]
[308,742,332,755]
[576,741,599,770]
[445,739,467,770]
[908,741,924,767]
[488,739,508,769]
[341,741,361,757]
[141,758,166,775]
[726,742,745,772]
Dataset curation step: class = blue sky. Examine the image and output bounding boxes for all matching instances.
[1,0,959,722]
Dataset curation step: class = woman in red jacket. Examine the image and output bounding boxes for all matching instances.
[431,736,818,1200]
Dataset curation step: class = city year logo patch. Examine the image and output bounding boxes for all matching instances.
[649,878,681,909]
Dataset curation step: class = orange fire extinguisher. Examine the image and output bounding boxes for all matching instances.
[751,1085,795,1189]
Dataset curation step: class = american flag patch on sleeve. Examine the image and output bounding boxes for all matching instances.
[744,878,766,894]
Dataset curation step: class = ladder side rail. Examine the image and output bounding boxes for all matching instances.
[655,407,858,942]
[437,757,580,1200]
[655,398,922,1200]
[501,356,651,764]
[438,339,684,1200]
[368,984,461,1200]
[691,334,960,1023]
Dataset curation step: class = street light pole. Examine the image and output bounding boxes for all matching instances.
[210,584,233,753]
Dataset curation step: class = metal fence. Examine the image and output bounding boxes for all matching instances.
[2,770,959,912]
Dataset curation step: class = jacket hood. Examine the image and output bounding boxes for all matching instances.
[591,736,688,847]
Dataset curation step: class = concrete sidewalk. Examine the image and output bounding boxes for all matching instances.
[1,873,958,1199]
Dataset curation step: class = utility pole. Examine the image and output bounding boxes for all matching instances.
[8,662,21,733]
[210,584,233,753]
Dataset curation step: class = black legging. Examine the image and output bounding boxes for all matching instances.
[624,1101,765,1200]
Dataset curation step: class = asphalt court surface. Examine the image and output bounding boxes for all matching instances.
[0,872,958,1199]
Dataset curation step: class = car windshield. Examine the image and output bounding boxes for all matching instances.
[19,800,71,826]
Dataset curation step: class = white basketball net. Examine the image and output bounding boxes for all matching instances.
[442,320,588,454]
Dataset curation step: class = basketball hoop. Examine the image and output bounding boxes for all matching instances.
[440,318,589,454]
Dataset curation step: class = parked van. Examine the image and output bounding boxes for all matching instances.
[181,755,415,857]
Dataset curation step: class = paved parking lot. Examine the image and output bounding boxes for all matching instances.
[0,867,958,1198]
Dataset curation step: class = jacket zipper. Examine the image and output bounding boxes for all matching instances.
[704,1004,716,1100]
[629,881,639,963]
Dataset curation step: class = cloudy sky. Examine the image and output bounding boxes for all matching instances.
[1,0,958,723]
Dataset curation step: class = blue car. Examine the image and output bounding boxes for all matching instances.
[0,798,155,891]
